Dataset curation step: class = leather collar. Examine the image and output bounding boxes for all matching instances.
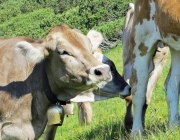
[42,61,68,105]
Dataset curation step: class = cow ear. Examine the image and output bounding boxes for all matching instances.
[129,3,134,11]
[15,41,45,63]
[87,30,103,51]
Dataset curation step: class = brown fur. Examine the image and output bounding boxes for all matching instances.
[134,0,180,37]
[134,0,151,25]
[155,0,180,37]
[46,24,91,52]
[0,24,110,140]
[138,43,148,56]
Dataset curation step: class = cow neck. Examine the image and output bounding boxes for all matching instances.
[42,61,67,105]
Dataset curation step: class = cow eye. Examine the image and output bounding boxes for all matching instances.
[58,50,69,55]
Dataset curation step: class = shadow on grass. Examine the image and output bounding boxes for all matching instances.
[75,119,168,140]
[144,120,168,136]
[75,120,130,140]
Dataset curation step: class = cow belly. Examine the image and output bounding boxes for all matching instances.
[1,122,35,140]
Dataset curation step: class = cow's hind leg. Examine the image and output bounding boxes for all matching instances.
[124,95,133,131]
[165,48,180,130]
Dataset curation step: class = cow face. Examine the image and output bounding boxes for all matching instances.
[70,30,131,102]
[15,24,112,100]
[95,54,131,99]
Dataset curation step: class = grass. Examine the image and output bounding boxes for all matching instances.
[40,45,180,140]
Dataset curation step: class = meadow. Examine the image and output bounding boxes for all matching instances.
[39,44,180,140]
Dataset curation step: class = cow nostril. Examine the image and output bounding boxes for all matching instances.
[94,69,102,76]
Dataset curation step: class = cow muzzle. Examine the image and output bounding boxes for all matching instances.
[87,64,112,88]
[119,85,131,99]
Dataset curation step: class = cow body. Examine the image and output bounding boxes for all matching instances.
[0,24,115,140]
[130,0,180,136]
[122,3,168,130]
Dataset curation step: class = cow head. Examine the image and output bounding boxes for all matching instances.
[15,24,112,101]
[71,30,131,102]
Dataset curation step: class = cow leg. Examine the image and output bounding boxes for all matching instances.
[43,125,58,140]
[165,48,180,130]
[124,96,148,131]
[130,41,157,136]
[78,102,92,125]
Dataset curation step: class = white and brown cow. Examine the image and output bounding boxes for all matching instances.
[129,0,180,136]
[0,24,119,140]
[122,3,169,130]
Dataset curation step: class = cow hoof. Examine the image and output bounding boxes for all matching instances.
[169,121,180,130]
[130,130,143,139]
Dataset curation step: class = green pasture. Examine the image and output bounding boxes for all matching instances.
[40,45,180,140]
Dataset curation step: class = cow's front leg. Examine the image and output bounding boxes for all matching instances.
[124,95,148,131]
[130,43,156,137]
[165,48,180,130]
[78,102,92,125]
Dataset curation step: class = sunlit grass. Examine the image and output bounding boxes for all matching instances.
[40,45,180,140]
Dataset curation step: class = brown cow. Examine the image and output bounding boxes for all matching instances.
[129,0,180,137]
[0,24,115,140]
[122,3,169,130]
[43,29,131,139]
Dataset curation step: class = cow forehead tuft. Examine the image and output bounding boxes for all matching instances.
[46,27,90,52]
[49,24,70,33]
